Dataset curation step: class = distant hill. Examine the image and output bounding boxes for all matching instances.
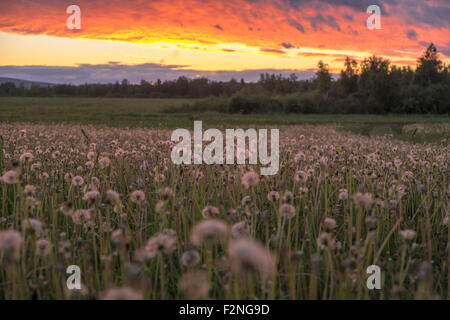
[0,77,55,89]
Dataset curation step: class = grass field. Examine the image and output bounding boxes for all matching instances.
[1,97,449,144]
[0,123,448,300]
[0,97,449,300]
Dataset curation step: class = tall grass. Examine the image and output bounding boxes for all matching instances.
[0,123,448,300]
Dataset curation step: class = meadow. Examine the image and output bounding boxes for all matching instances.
[0,97,449,300]
[1,97,449,143]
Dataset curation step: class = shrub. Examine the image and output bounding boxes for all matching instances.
[228,95,283,114]
[283,94,317,113]
[334,94,362,113]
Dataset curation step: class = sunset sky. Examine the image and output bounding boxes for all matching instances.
[0,0,449,83]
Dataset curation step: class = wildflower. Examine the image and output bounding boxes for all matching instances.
[58,203,73,217]
[85,161,95,170]
[102,287,143,300]
[323,218,336,233]
[31,162,42,171]
[140,161,148,171]
[99,156,111,169]
[181,250,201,267]
[64,172,73,182]
[114,148,125,157]
[114,204,124,215]
[393,184,408,200]
[36,239,52,256]
[279,203,296,218]
[294,151,305,163]
[25,196,39,211]
[299,187,308,195]
[399,229,416,241]
[83,221,96,233]
[294,170,308,183]
[416,181,425,193]
[267,191,280,202]
[317,232,335,250]
[241,195,252,206]
[83,190,99,201]
[1,170,19,184]
[402,171,414,180]
[190,219,229,247]
[282,191,293,202]
[231,221,250,239]
[90,177,100,188]
[111,229,130,247]
[129,190,145,204]
[72,209,92,225]
[22,219,45,236]
[58,240,72,258]
[338,189,348,200]
[87,151,96,161]
[320,156,328,167]
[179,271,210,300]
[365,217,378,231]
[102,222,113,233]
[71,176,84,187]
[156,187,174,200]
[106,190,121,204]
[139,231,177,259]
[24,184,36,196]
[19,152,33,163]
[201,206,219,218]
[133,246,152,262]
[155,201,168,214]
[228,238,274,279]
[0,230,22,262]
[352,192,373,209]
[241,171,259,189]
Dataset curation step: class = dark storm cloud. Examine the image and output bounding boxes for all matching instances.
[438,43,450,57]
[288,19,305,33]
[318,0,449,29]
[260,48,286,54]
[402,1,450,28]
[305,14,341,32]
[286,0,450,26]
[406,29,417,40]
[286,0,392,13]
[281,42,294,49]
[0,64,316,84]
[317,0,393,11]
[342,13,353,22]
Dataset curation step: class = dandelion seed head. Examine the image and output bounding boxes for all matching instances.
[241,171,259,189]
[228,238,274,279]
[190,219,229,247]
[129,190,145,204]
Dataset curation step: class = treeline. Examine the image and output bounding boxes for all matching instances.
[225,44,449,114]
[0,76,246,99]
[1,44,449,114]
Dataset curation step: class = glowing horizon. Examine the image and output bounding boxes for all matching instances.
[0,0,449,82]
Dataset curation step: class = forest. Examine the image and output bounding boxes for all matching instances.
[1,44,449,114]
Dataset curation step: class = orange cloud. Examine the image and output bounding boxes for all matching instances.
[0,0,448,70]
